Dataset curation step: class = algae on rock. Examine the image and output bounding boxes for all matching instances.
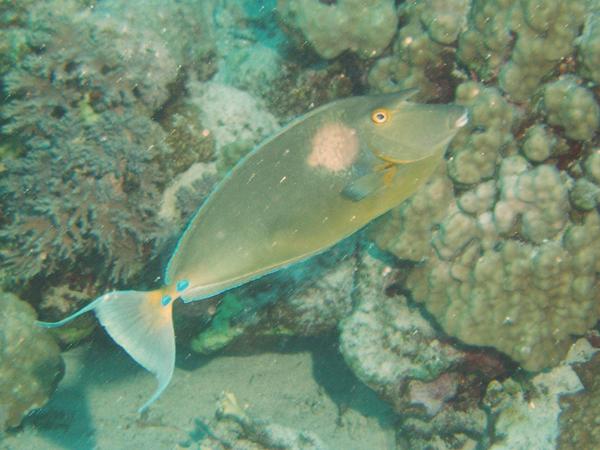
[0,292,64,431]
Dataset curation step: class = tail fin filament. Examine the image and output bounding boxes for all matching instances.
[38,289,175,412]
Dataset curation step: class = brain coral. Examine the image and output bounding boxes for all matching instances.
[369,0,600,372]
[0,2,199,286]
[0,292,64,431]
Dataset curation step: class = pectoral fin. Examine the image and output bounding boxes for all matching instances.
[342,167,394,201]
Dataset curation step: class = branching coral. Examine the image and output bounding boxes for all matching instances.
[1,112,169,284]
[0,2,203,286]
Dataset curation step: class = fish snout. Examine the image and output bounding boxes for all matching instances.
[448,106,469,131]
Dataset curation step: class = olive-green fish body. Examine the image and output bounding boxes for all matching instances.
[39,91,467,412]
[170,92,466,301]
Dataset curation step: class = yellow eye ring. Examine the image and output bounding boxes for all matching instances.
[371,108,390,124]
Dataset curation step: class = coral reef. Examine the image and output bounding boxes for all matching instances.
[2,0,600,447]
[397,406,488,449]
[196,391,327,449]
[447,82,518,185]
[278,0,398,59]
[459,0,587,102]
[210,0,286,93]
[577,13,600,84]
[484,367,581,450]
[398,154,600,371]
[93,0,216,82]
[368,0,468,102]
[521,124,556,163]
[542,76,600,141]
[0,1,34,76]
[0,0,212,289]
[203,0,356,120]
[370,0,590,105]
[0,111,169,285]
[338,246,517,448]
[0,292,64,431]
[187,80,280,153]
[369,0,600,372]
[188,238,356,354]
[558,342,600,449]
[339,249,464,405]
[484,339,596,450]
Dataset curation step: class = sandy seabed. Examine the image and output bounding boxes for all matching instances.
[2,334,395,450]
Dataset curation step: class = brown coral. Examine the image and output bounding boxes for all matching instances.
[0,292,64,431]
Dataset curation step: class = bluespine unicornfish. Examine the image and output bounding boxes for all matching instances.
[39,90,468,412]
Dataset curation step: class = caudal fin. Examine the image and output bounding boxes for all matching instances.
[38,290,175,412]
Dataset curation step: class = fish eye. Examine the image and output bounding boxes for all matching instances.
[371,108,390,124]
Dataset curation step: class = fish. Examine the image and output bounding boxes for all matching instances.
[38,90,468,411]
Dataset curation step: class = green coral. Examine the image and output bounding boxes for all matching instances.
[368,0,465,101]
[447,82,518,185]
[405,157,600,371]
[458,0,588,103]
[278,0,398,59]
[420,0,470,45]
[456,0,515,82]
[370,165,455,261]
[191,294,246,354]
[498,0,586,102]
[542,76,600,141]
[570,178,600,211]
[576,13,600,84]
[521,124,556,163]
[584,150,600,183]
[369,0,600,374]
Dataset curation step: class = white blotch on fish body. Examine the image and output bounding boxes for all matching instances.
[307,122,359,172]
